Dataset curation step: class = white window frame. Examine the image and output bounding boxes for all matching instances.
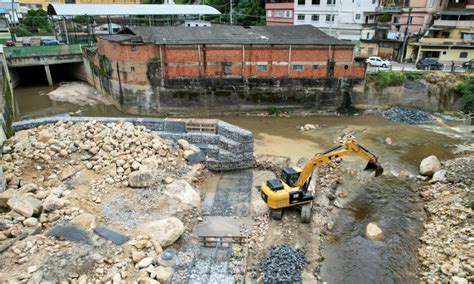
[292,65,304,71]
[256,64,268,71]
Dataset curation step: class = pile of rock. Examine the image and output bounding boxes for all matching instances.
[253,154,290,175]
[417,156,473,284]
[0,121,204,282]
[383,107,433,124]
[262,245,307,283]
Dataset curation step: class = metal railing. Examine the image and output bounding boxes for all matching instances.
[3,44,83,58]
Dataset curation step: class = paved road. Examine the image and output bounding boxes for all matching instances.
[367,62,468,73]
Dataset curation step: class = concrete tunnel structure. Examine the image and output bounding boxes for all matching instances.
[2,44,85,87]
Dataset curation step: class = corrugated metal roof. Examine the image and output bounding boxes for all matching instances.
[106,25,351,46]
[47,3,221,16]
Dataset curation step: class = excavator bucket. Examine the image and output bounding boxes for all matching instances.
[364,160,384,177]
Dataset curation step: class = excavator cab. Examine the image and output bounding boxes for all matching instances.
[281,167,301,187]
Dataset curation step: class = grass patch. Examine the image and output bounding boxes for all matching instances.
[404,72,423,80]
[368,71,406,90]
[267,106,290,115]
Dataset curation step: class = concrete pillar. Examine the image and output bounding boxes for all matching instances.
[44,65,53,86]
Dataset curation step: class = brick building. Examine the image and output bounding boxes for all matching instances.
[86,25,365,113]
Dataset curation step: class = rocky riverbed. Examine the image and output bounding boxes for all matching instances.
[0,120,207,282]
[417,155,473,284]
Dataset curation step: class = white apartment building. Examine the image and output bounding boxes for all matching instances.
[294,0,378,40]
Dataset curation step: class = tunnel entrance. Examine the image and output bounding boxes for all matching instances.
[12,62,85,87]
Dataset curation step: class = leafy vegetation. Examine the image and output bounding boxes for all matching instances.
[404,72,423,81]
[368,71,406,90]
[12,9,53,36]
[455,76,474,113]
[378,13,392,23]
[267,106,290,115]
[234,0,265,26]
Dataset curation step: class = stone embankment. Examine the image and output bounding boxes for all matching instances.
[417,155,473,284]
[0,120,211,282]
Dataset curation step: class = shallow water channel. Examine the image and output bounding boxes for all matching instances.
[13,83,473,282]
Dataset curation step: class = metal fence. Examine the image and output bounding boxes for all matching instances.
[2,44,82,58]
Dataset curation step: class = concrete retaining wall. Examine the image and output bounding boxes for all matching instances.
[352,80,461,112]
[12,116,253,171]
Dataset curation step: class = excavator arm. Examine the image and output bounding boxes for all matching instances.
[294,140,383,188]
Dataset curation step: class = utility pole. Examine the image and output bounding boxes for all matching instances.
[328,0,334,37]
[10,0,15,27]
[230,0,233,25]
[399,7,412,62]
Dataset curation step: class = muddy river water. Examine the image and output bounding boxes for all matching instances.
[13,84,473,283]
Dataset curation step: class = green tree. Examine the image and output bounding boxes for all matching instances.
[234,0,265,26]
[21,9,53,34]
[456,77,474,113]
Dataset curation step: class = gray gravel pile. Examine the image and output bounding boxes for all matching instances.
[383,107,433,124]
[263,245,307,283]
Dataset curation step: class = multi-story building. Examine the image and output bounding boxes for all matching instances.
[265,0,294,26]
[293,0,378,41]
[406,8,474,64]
[385,0,447,41]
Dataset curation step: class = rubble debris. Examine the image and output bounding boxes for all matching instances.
[0,120,206,282]
[417,156,473,283]
[383,107,433,124]
[262,245,307,283]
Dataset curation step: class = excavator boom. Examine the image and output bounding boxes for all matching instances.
[294,140,383,187]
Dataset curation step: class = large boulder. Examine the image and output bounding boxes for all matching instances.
[135,217,185,247]
[251,197,269,216]
[365,222,384,240]
[155,266,173,283]
[7,195,42,217]
[177,139,190,151]
[37,129,55,143]
[164,180,201,208]
[72,213,100,230]
[420,155,441,177]
[0,190,13,209]
[128,170,159,188]
[42,195,65,212]
[0,166,6,193]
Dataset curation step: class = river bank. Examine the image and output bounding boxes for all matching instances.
[4,81,474,282]
[417,156,473,284]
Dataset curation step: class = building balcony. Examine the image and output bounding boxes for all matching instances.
[375,6,402,13]
[420,37,466,44]
[433,19,474,28]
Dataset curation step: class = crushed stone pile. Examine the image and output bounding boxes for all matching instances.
[383,107,433,124]
[262,245,307,283]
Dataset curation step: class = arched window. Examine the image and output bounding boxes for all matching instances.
[460,52,468,58]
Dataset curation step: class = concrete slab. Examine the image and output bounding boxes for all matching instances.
[192,216,253,237]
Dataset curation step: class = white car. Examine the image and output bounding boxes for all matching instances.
[365,56,391,68]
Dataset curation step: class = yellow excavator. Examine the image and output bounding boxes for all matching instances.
[259,139,383,223]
